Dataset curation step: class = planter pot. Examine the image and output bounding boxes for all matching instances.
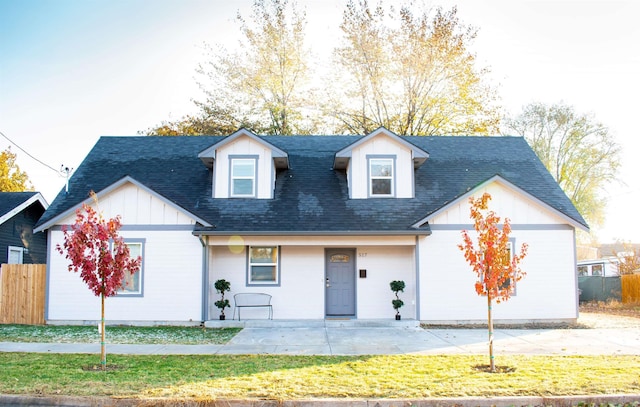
[219,315,226,320]
[395,314,401,320]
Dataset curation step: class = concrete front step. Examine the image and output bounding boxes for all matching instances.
[204,318,419,329]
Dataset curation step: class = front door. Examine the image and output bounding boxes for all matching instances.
[325,249,356,317]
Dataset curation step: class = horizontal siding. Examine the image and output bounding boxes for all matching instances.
[48,229,202,322]
[419,229,577,322]
[209,245,417,320]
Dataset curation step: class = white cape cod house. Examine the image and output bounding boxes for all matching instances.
[35,128,588,325]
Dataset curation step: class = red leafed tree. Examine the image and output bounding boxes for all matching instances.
[458,192,528,372]
[56,195,141,369]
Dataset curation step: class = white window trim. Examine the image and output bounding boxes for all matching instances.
[116,239,145,297]
[503,238,517,296]
[230,156,258,198]
[247,246,280,286]
[367,156,396,197]
[8,246,24,264]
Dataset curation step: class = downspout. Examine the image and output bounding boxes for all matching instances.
[198,234,210,322]
[414,235,421,321]
[572,228,579,321]
[44,228,52,322]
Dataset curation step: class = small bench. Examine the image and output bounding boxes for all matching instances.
[232,293,273,321]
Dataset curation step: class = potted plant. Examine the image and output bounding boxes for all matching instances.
[390,280,405,320]
[214,279,231,320]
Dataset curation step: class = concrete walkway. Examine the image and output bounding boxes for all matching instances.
[2,321,640,355]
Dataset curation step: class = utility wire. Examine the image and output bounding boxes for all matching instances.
[0,130,61,174]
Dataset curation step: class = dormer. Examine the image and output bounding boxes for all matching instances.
[198,128,289,199]
[333,127,429,199]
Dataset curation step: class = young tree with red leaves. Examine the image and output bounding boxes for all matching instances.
[458,192,528,372]
[56,195,141,369]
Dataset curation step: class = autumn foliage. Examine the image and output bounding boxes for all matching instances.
[459,193,528,303]
[56,198,141,369]
[56,203,141,297]
[458,192,528,372]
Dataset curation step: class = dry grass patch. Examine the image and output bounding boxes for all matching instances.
[0,324,240,344]
[580,300,640,319]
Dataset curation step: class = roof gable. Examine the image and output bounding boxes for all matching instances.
[333,127,429,170]
[411,174,589,232]
[0,192,48,226]
[198,128,289,169]
[34,176,211,232]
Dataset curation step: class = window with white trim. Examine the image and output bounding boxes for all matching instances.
[500,239,516,295]
[8,246,24,264]
[230,157,257,197]
[117,240,144,296]
[248,246,279,285]
[369,157,394,196]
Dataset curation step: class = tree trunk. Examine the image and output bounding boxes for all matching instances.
[100,293,106,370]
[487,293,495,372]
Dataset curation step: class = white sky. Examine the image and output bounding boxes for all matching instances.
[1,0,638,243]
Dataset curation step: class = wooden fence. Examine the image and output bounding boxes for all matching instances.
[621,274,640,304]
[0,264,46,325]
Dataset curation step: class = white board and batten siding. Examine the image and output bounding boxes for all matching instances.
[207,236,417,320]
[213,135,276,199]
[419,182,579,323]
[47,183,203,323]
[348,134,415,199]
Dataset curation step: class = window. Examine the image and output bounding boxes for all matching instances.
[577,265,588,276]
[591,264,603,276]
[8,246,24,264]
[248,246,279,285]
[499,240,516,295]
[117,240,144,296]
[369,157,394,196]
[231,157,257,197]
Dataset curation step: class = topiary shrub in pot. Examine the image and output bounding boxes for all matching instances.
[390,280,405,320]
[214,279,231,320]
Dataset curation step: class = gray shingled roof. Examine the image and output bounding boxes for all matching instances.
[36,134,588,232]
[0,192,39,218]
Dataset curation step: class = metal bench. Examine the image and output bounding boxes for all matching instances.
[232,293,273,321]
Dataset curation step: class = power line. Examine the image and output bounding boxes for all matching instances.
[0,130,61,174]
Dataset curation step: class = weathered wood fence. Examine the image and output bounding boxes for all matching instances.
[0,264,46,324]
[621,274,640,304]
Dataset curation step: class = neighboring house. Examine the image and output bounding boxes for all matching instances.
[0,192,48,265]
[577,258,620,277]
[35,128,588,325]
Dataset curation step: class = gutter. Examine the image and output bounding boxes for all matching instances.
[191,230,432,237]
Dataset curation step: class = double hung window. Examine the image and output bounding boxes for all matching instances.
[369,157,394,196]
[248,246,279,285]
[231,157,257,197]
[117,240,144,296]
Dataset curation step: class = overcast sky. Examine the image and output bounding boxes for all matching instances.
[1,0,638,244]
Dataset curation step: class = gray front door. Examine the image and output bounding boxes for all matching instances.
[325,249,356,316]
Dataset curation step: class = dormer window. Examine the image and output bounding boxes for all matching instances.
[230,156,257,197]
[369,156,395,197]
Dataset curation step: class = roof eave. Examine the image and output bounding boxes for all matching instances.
[192,229,432,237]
[0,192,49,227]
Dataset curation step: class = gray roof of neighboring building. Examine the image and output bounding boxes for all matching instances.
[35,133,589,233]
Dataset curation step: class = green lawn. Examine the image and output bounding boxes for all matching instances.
[1,353,639,400]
